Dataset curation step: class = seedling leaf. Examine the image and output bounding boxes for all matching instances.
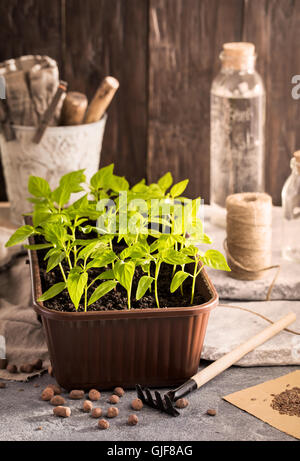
[88,280,117,306]
[46,251,65,272]
[200,250,231,271]
[136,276,154,300]
[5,225,35,247]
[170,179,189,198]
[38,282,66,302]
[28,176,51,198]
[170,271,190,293]
[158,172,173,192]
[114,260,135,292]
[67,269,88,310]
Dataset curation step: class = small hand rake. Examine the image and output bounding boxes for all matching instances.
[136,312,296,416]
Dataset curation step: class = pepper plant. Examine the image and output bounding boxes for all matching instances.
[6,164,230,311]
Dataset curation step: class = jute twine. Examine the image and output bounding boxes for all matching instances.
[225,193,280,300]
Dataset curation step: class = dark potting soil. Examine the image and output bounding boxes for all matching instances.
[36,240,205,312]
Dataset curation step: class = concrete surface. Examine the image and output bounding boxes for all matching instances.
[202,300,300,365]
[0,364,298,441]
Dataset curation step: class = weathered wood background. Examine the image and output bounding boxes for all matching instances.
[0,0,300,205]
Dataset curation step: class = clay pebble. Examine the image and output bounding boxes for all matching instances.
[127,414,139,426]
[98,419,109,430]
[175,398,189,409]
[6,364,18,374]
[41,387,54,401]
[83,400,93,413]
[88,389,101,401]
[91,407,102,418]
[53,406,71,418]
[50,395,66,406]
[108,394,119,404]
[69,389,85,400]
[20,364,34,373]
[114,387,125,397]
[47,384,62,395]
[206,409,217,416]
[131,398,143,411]
[107,406,119,418]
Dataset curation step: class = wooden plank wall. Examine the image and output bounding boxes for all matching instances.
[0,0,300,205]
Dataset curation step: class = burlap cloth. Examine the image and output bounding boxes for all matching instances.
[0,55,61,128]
[0,249,50,381]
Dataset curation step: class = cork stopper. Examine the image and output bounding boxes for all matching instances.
[293,150,300,173]
[221,42,256,70]
[293,150,300,161]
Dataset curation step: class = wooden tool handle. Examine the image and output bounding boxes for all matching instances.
[191,312,296,389]
[84,76,119,124]
[60,91,88,126]
[33,80,68,143]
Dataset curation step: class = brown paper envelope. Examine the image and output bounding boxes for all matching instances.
[223,370,300,440]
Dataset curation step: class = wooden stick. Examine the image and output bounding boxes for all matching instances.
[84,76,119,124]
[60,91,88,126]
[1,121,15,141]
[32,80,68,144]
[191,312,296,389]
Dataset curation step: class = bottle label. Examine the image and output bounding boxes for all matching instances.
[211,93,265,208]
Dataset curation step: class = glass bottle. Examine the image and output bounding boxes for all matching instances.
[210,42,266,227]
[281,151,300,262]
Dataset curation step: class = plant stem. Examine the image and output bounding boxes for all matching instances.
[63,242,73,270]
[66,253,73,270]
[190,256,198,305]
[180,264,185,296]
[127,287,131,310]
[109,238,115,269]
[59,263,67,283]
[84,285,87,312]
[154,261,161,308]
[72,219,78,265]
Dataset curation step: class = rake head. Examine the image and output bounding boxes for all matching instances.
[136,384,180,416]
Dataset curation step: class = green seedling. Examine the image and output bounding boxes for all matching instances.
[5,165,230,311]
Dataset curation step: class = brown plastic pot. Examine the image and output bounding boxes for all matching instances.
[28,240,218,390]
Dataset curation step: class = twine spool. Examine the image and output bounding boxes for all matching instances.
[225,193,273,281]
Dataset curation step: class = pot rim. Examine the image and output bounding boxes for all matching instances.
[10,113,107,132]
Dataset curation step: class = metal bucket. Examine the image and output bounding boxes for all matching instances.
[0,115,107,224]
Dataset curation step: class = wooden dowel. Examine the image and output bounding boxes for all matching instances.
[60,91,88,126]
[1,121,15,141]
[84,76,119,124]
[33,80,68,143]
[191,312,296,389]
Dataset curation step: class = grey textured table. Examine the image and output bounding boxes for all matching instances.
[0,204,299,441]
[0,365,298,441]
